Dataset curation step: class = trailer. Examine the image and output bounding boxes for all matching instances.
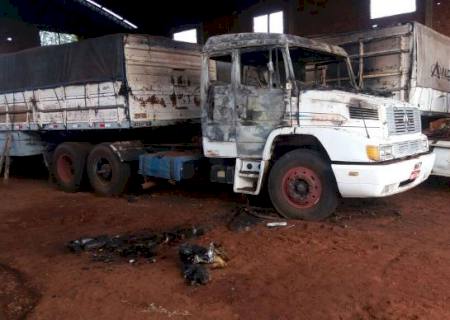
[0,34,205,193]
[313,22,450,177]
[0,32,434,220]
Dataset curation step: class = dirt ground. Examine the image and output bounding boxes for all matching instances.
[1,172,450,320]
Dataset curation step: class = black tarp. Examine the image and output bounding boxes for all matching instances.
[0,34,125,94]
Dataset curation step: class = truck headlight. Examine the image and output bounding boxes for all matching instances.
[366,145,394,161]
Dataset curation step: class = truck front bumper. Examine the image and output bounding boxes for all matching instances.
[332,152,435,198]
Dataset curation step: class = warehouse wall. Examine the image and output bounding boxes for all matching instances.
[202,0,450,41]
[0,18,40,54]
[431,1,450,36]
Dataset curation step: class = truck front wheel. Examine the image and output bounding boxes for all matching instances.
[52,142,90,192]
[86,144,130,196]
[268,149,338,220]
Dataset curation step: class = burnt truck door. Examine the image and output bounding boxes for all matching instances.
[201,52,238,158]
[234,47,291,158]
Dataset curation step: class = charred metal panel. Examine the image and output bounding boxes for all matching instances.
[203,84,235,142]
[202,33,364,161]
[204,33,349,58]
[235,86,285,157]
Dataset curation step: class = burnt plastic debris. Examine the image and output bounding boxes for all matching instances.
[179,243,215,264]
[178,243,227,286]
[68,226,227,286]
[67,226,205,263]
[182,264,210,286]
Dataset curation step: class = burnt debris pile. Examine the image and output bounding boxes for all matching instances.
[179,243,227,285]
[67,226,227,285]
[67,226,205,263]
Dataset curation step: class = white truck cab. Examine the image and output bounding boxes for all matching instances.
[201,33,434,220]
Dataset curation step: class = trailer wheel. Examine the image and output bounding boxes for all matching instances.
[53,142,90,192]
[268,149,338,220]
[87,144,130,196]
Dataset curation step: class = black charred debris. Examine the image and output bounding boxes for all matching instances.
[67,226,227,286]
[179,243,227,285]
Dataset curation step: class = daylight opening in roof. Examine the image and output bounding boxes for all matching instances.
[370,0,416,19]
[39,31,78,46]
[173,29,197,43]
[253,11,284,34]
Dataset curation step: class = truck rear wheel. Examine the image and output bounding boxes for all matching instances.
[268,149,338,220]
[86,144,130,196]
[52,142,90,192]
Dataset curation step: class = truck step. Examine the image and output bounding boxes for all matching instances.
[234,159,264,195]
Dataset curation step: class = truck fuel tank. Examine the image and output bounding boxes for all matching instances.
[139,151,203,182]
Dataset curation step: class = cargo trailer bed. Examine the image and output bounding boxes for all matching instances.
[0,34,206,132]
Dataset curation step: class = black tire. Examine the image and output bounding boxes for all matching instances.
[86,144,130,196]
[52,142,91,192]
[268,149,338,220]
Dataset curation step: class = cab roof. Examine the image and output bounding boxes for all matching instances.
[203,33,349,57]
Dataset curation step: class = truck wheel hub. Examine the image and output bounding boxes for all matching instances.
[294,180,309,194]
[95,159,112,182]
[57,154,74,183]
[282,167,322,209]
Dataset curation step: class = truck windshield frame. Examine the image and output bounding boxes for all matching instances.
[203,33,359,91]
[288,45,358,91]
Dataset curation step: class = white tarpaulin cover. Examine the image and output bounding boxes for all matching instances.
[415,23,450,93]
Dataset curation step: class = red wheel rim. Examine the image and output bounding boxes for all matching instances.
[281,166,322,209]
[56,154,74,183]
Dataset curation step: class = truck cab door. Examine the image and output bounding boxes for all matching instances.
[202,53,237,157]
[235,48,289,158]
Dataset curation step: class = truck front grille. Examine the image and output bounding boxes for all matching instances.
[349,106,379,120]
[392,140,423,158]
[386,106,421,135]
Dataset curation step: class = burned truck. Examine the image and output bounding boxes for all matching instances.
[200,33,434,219]
[0,32,435,220]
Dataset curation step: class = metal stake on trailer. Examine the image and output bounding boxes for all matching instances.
[0,132,12,183]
